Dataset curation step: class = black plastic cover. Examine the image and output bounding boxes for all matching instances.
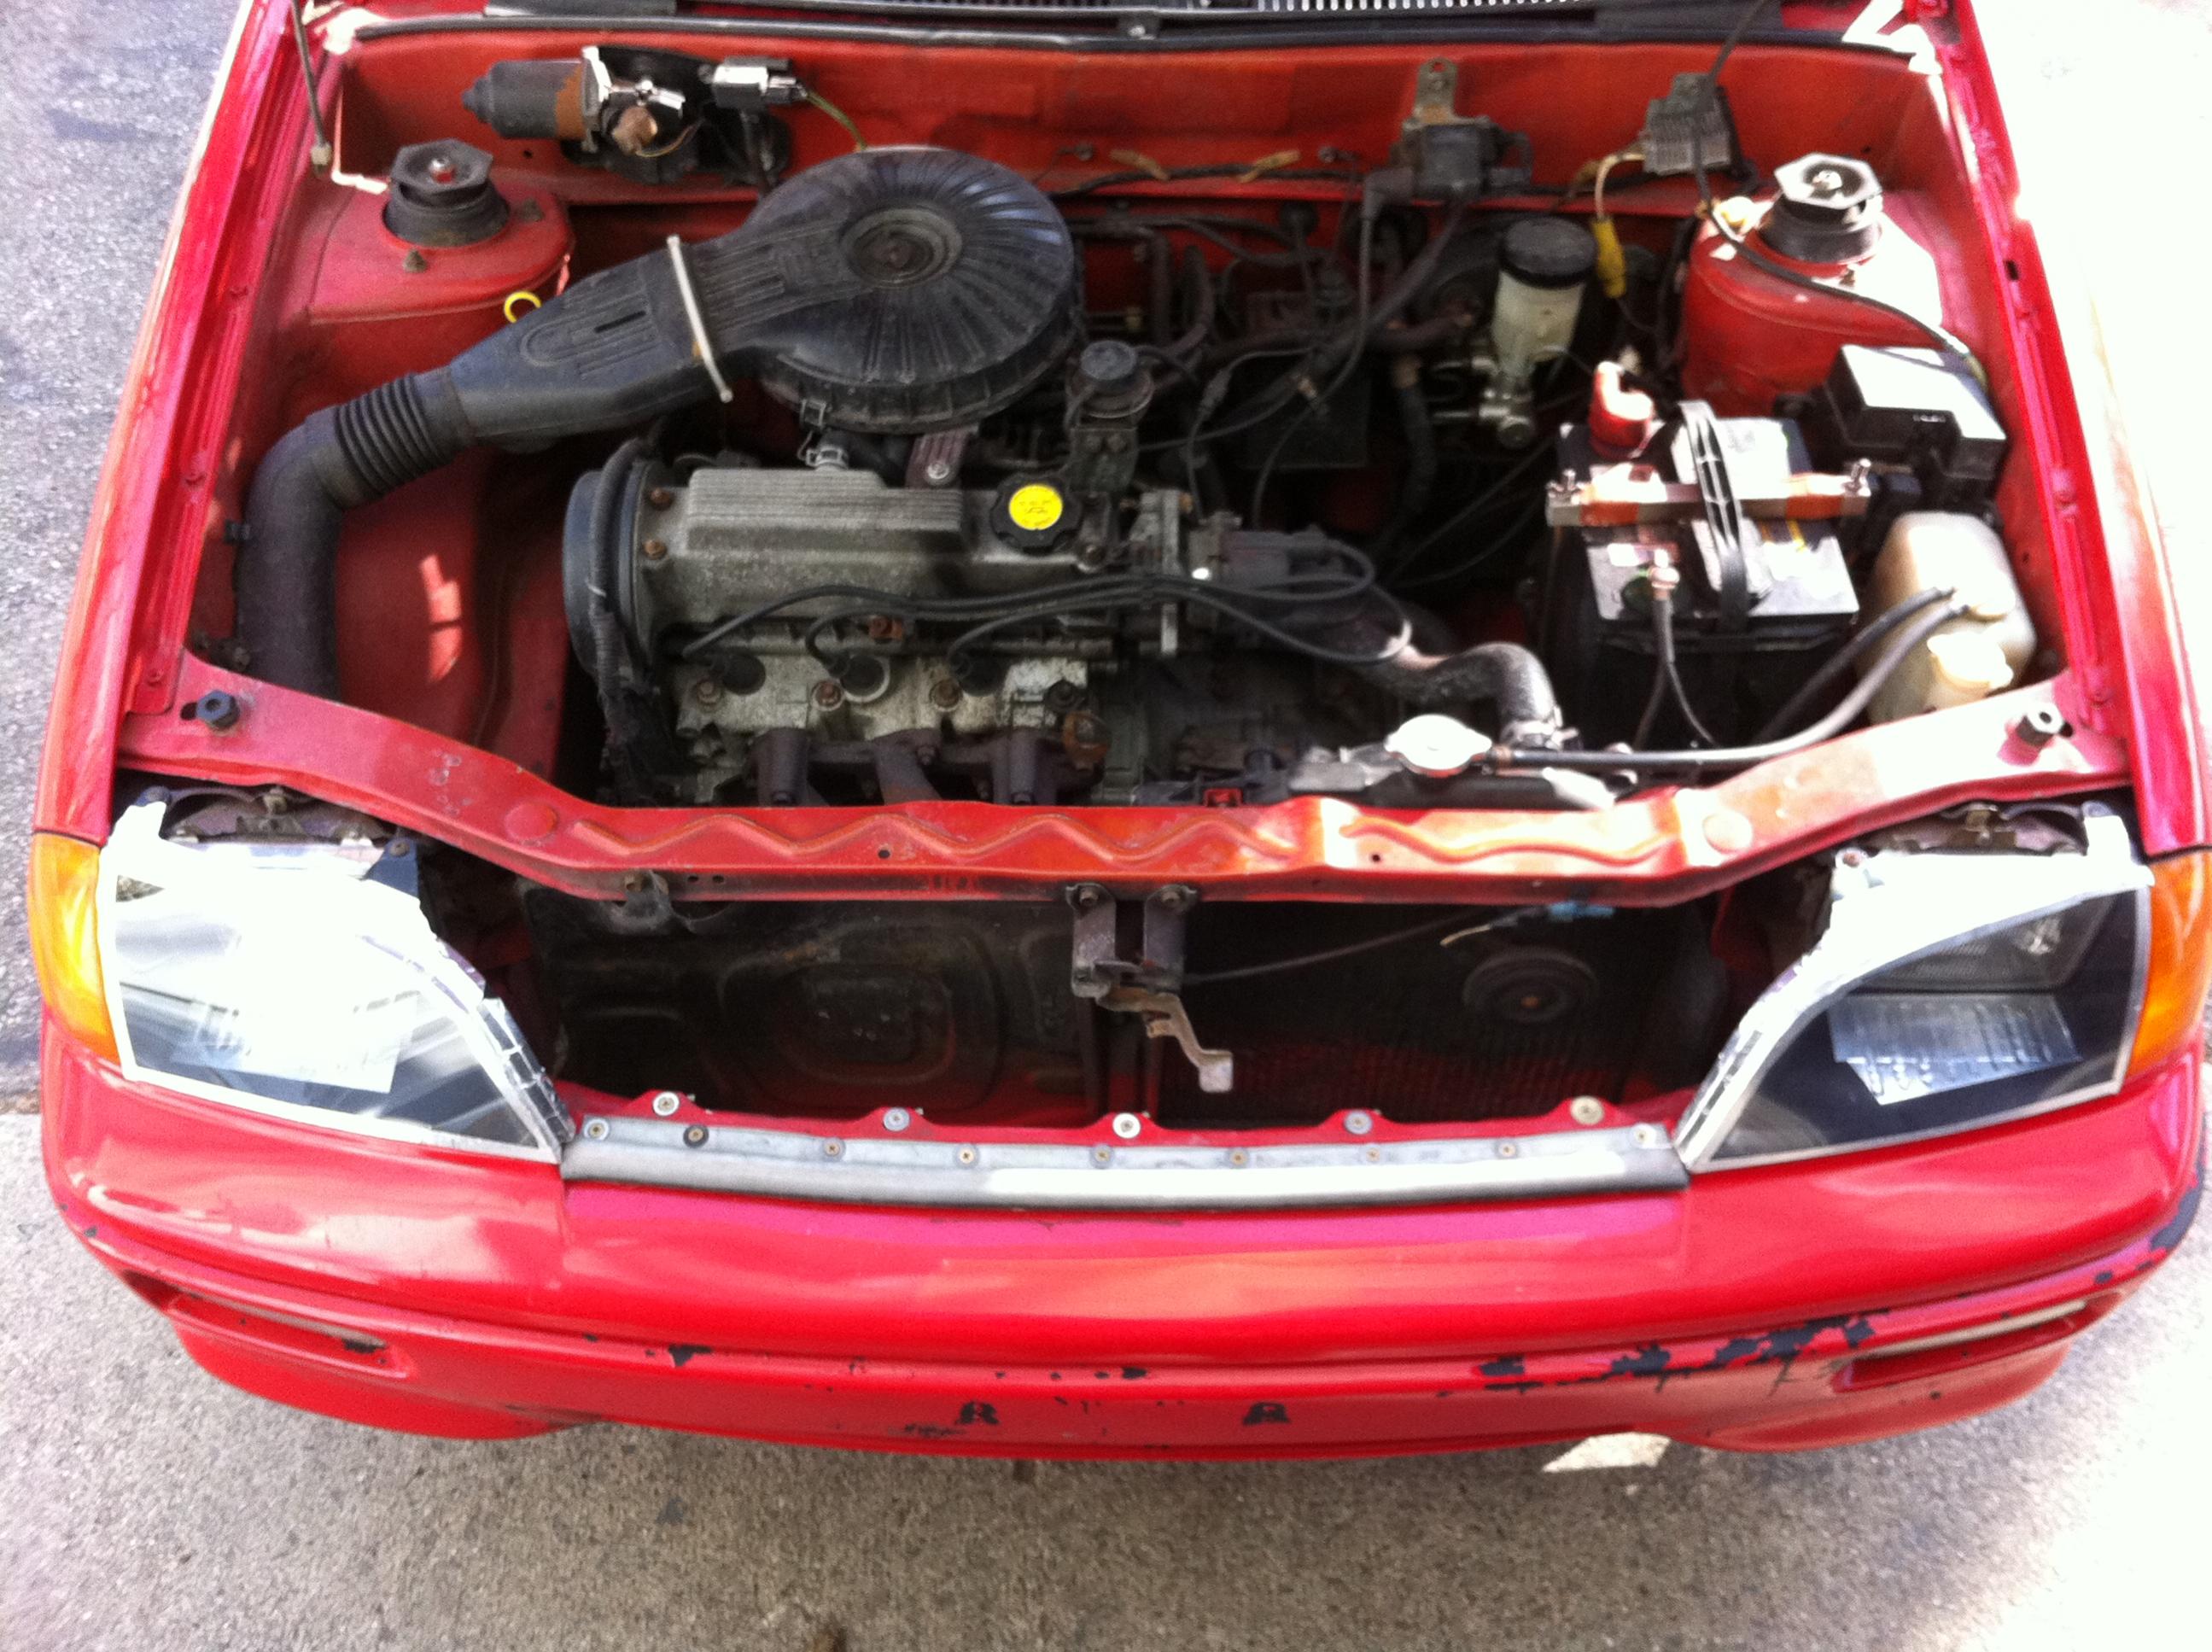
[1501,217,1596,290]
[691,148,1080,433]
[1811,344,2008,511]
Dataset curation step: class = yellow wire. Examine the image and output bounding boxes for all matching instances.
[805,90,867,152]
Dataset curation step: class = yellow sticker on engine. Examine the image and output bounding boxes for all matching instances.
[1007,483,1065,532]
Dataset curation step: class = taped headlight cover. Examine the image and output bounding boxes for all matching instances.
[96,798,569,1159]
[1676,808,2151,1170]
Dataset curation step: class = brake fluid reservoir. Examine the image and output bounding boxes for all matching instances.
[1491,219,1594,387]
[1864,512,2036,721]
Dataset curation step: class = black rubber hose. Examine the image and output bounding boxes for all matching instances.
[1502,598,1970,778]
[1371,358,1438,560]
[1750,586,1956,742]
[236,377,470,697]
[1318,600,1561,742]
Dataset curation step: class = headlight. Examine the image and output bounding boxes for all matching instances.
[1677,808,2153,1170]
[95,797,569,1160]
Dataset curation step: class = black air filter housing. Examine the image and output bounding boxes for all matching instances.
[692,148,1080,433]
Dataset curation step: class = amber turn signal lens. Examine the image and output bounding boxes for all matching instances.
[2128,850,2212,1081]
[27,832,118,1062]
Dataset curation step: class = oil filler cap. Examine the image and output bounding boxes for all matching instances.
[992,478,1076,553]
[383,140,509,248]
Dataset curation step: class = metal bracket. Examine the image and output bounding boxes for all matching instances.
[1100,987,1235,1095]
[1067,884,1234,1092]
[1406,59,1460,131]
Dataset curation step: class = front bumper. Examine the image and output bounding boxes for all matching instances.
[41,1027,2202,1456]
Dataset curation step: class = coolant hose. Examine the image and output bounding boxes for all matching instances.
[1319,601,1561,744]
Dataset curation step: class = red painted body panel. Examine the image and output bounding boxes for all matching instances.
[41,1029,2201,1451]
[30,0,2210,1451]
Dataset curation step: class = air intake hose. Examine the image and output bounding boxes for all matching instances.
[236,149,1079,695]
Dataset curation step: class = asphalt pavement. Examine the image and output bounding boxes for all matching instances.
[3,3,2209,1649]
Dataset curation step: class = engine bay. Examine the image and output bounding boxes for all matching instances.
[199,19,2055,819]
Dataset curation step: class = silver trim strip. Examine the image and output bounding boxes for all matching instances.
[562,1118,1687,1210]
[665,236,735,406]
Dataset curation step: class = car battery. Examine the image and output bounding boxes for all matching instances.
[1538,403,1868,746]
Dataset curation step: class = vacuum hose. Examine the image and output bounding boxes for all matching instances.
[235,149,1080,695]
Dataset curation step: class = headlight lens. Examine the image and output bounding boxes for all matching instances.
[1678,809,2153,1170]
[96,798,569,1159]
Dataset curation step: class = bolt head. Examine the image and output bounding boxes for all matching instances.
[1111,1112,1143,1140]
[2013,705,2067,748]
[583,1118,610,1141]
[1568,1096,1607,1127]
[651,1090,682,1117]
[929,676,964,710]
[812,679,845,709]
[1344,1111,1374,1136]
[683,1124,709,1147]
[641,539,668,562]
[883,1107,912,1133]
[647,486,675,510]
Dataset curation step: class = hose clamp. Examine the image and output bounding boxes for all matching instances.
[664,235,735,405]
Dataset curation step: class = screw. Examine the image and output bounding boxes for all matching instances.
[683,1124,709,1147]
[583,1118,610,1141]
[1344,1111,1373,1136]
[957,1147,978,1165]
[822,1139,843,1159]
[651,1091,681,1117]
[812,679,845,710]
[1228,1149,1248,1166]
[929,676,963,711]
[1568,1096,1607,1127]
[641,539,668,562]
[1153,885,1194,912]
[1632,1124,1665,1150]
[691,676,724,708]
[1497,1141,1519,1159]
[1068,884,1107,913]
[883,1107,911,1132]
[924,458,955,486]
[1112,1112,1143,1140]
[1837,846,1868,869]
[1092,1146,1112,1165]
[2013,704,2068,748]
[647,486,674,510]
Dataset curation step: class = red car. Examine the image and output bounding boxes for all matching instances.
[31,0,2208,1456]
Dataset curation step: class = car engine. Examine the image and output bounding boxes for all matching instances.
[234,48,2023,815]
